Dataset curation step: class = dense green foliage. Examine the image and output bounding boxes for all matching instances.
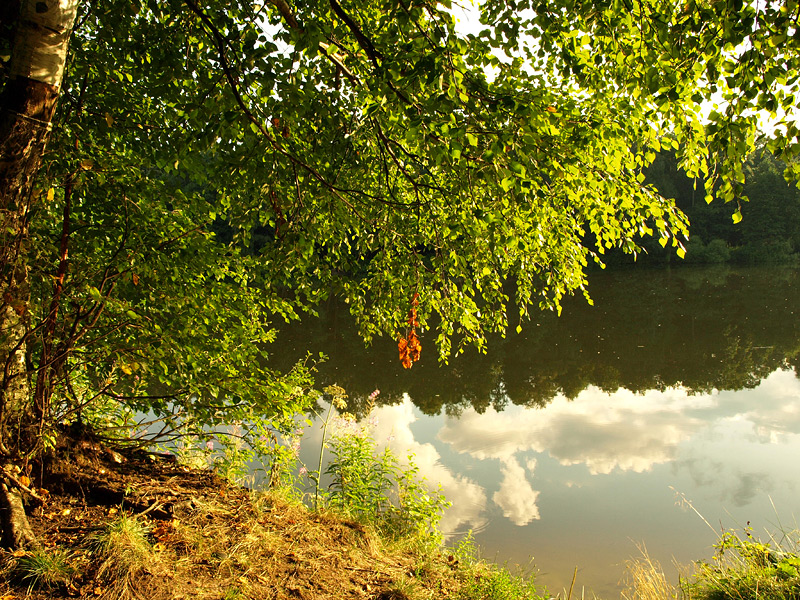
[612,147,800,265]
[3,0,800,460]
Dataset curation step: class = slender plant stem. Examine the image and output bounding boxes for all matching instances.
[314,401,335,511]
[567,566,577,600]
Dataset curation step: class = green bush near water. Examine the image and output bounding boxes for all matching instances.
[731,240,798,265]
[325,423,451,541]
[683,529,800,600]
[296,407,549,600]
[626,524,800,600]
[684,237,731,264]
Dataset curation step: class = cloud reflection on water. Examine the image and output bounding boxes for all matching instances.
[361,369,800,533]
[438,385,714,475]
[493,457,540,525]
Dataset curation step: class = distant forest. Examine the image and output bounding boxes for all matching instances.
[605,145,800,266]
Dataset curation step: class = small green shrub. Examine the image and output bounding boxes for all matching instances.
[325,422,450,539]
[451,534,545,600]
[684,236,708,263]
[704,239,731,263]
[683,237,731,264]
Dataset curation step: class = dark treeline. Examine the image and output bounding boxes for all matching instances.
[270,267,800,418]
[604,146,800,266]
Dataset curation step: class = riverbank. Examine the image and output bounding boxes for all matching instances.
[2,431,798,600]
[0,439,545,600]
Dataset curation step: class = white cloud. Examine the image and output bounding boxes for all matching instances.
[492,456,541,525]
[720,370,800,435]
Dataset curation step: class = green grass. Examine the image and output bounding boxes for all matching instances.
[622,526,800,600]
[85,512,156,598]
[15,547,75,591]
[446,533,546,600]
[685,527,800,600]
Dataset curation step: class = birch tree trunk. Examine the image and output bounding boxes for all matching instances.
[0,0,78,549]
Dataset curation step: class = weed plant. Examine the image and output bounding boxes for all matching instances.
[684,526,800,600]
[624,522,800,600]
[449,533,546,600]
[324,415,450,540]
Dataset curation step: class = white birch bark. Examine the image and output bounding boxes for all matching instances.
[0,0,80,549]
[8,0,80,87]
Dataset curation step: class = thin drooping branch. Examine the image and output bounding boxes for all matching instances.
[327,0,413,105]
[266,0,358,83]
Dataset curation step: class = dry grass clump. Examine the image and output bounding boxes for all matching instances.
[88,514,154,578]
[622,545,680,600]
[150,489,431,600]
[85,513,164,600]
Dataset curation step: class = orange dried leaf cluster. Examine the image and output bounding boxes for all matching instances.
[398,330,421,369]
[398,294,421,369]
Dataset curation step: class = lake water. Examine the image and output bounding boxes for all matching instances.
[272,265,800,598]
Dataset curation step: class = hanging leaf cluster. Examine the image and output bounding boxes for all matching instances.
[398,294,421,369]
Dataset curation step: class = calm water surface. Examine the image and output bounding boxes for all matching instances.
[274,266,800,598]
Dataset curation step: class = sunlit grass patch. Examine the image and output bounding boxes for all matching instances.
[14,547,75,592]
[87,513,154,581]
[84,512,159,599]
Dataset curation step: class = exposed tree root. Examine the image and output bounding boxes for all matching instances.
[0,479,37,550]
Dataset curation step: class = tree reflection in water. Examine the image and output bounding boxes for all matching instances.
[271,266,800,417]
